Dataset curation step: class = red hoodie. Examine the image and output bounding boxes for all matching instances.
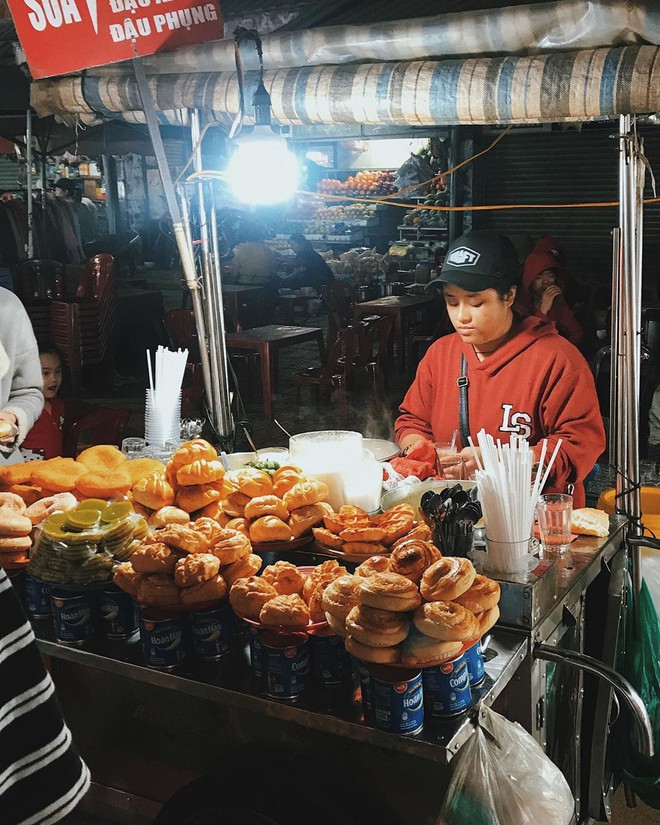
[395,316,605,507]
[520,250,583,347]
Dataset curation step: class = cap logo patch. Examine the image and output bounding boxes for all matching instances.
[447,247,480,267]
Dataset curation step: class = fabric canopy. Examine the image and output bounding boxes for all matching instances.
[31,45,660,127]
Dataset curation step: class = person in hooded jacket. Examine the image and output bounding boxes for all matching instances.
[519,240,583,348]
[395,230,605,508]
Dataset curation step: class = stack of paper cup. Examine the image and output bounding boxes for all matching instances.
[145,389,181,448]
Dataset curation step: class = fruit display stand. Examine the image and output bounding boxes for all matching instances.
[29,518,637,824]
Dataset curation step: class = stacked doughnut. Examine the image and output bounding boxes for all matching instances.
[113,516,263,607]
[312,503,430,556]
[0,445,169,507]
[208,464,333,545]
[0,492,34,565]
[229,559,348,628]
[321,538,501,665]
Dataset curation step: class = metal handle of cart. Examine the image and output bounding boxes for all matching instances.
[534,644,654,758]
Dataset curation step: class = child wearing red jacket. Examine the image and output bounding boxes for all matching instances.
[21,345,65,460]
[395,231,605,508]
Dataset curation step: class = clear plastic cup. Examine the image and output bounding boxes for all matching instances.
[536,493,573,556]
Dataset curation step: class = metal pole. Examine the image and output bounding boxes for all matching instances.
[132,59,233,441]
[25,109,33,258]
[609,228,619,468]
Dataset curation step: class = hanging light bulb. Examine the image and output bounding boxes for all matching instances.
[226,75,300,205]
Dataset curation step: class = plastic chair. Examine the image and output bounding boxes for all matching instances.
[320,280,357,346]
[294,325,360,426]
[51,254,117,395]
[354,314,394,401]
[163,308,202,360]
[62,406,131,458]
[13,259,66,302]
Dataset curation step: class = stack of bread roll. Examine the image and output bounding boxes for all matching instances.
[207,464,333,545]
[113,516,262,607]
[0,492,34,565]
[229,559,348,628]
[0,445,172,509]
[321,539,501,666]
[312,503,429,556]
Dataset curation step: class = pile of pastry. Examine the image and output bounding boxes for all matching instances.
[0,445,171,508]
[113,516,262,607]
[229,559,348,628]
[204,463,333,545]
[320,539,501,666]
[312,503,425,556]
[0,492,35,565]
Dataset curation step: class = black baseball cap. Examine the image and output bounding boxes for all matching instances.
[439,230,520,292]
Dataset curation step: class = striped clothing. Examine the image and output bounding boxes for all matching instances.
[0,569,90,824]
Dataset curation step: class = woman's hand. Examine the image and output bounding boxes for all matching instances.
[458,445,482,478]
[538,285,563,315]
[0,412,18,426]
[399,435,429,456]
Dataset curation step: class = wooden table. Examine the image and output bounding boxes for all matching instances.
[226,324,325,419]
[222,284,265,329]
[353,294,436,370]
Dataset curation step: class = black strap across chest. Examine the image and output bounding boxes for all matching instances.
[457,353,470,448]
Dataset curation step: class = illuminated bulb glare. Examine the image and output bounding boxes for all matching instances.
[226,134,300,205]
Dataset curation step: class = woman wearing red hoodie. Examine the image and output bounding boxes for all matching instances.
[395,231,604,508]
[519,241,583,347]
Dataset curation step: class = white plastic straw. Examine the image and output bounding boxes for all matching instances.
[144,346,189,446]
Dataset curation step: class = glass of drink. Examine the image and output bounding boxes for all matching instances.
[434,442,464,479]
[121,437,146,457]
[536,493,573,556]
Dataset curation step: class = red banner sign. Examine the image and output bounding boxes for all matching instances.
[6,0,223,78]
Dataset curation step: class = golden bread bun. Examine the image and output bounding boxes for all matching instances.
[323,504,370,534]
[6,484,43,507]
[75,470,132,499]
[283,478,329,510]
[354,556,391,578]
[391,523,433,548]
[76,444,127,471]
[358,572,422,612]
[249,515,294,544]
[32,458,87,493]
[174,553,221,587]
[342,541,388,556]
[148,506,190,527]
[180,573,228,604]
[112,562,145,599]
[325,610,348,637]
[191,516,224,544]
[344,635,400,664]
[272,466,304,498]
[234,468,273,498]
[0,511,33,536]
[420,557,476,602]
[25,492,78,525]
[199,501,230,523]
[388,539,441,583]
[475,604,500,636]
[170,439,218,470]
[221,491,251,517]
[229,575,278,620]
[124,458,166,485]
[306,586,327,623]
[0,420,14,438]
[454,575,500,613]
[287,502,333,539]
[176,459,225,487]
[224,517,250,538]
[130,542,181,574]
[132,472,175,510]
[222,553,262,586]
[208,527,251,564]
[0,535,32,551]
[373,503,416,546]
[413,601,480,642]
[156,524,209,554]
[261,560,306,596]
[176,484,222,514]
[0,464,34,486]
[312,527,344,549]
[137,573,180,605]
[339,526,386,543]
[400,630,463,666]
[0,491,30,515]
[346,604,410,647]
[259,593,310,627]
[302,559,348,602]
[571,507,609,537]
[243,495,289,522]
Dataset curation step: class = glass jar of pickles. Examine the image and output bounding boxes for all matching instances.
[28,500,148,585]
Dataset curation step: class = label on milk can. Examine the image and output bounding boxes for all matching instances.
[423,654,472,718]
[464,640,486,686]
[191,603,235,661]
[25,573,51,618]
[139,609,188,670]
[262,631,310,700]
[99,585,138,639]
[309,627,352,687]
[50,589,94,646]
[370,665,424,735]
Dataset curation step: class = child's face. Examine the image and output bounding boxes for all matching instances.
[40,353,62,399]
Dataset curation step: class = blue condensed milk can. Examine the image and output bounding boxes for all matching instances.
[369,665,424,735]
[423,652,472,718]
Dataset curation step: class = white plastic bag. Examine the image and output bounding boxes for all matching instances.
[437,707,574,825]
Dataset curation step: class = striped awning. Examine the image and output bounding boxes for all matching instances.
[31,45,660,127]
